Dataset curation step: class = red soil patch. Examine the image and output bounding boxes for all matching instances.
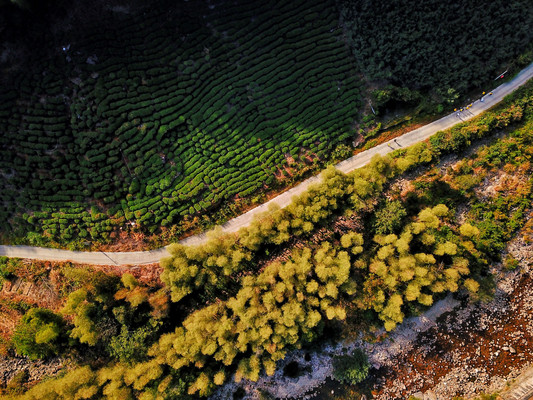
[372,274,533,399]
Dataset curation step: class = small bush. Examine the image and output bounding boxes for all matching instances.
[6,369,29,394]
[11,308,67,360]
[107,325,155,364]
[332,348,370,385]
[503,255,520,271]
[373,200,407,235]
[332,143,353,161]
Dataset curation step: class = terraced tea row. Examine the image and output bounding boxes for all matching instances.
[0,0,362,246]
[3,60,533,265]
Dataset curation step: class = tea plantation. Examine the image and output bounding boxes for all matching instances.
[0,0,362,245]
[341,0,533,92]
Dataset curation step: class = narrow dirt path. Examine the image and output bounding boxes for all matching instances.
[1,62,533,266]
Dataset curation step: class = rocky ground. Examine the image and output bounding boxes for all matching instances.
[373,263,533,399]
[371,218,533,400]
[0,356,68,388]
[210,214,533,400]
[1,233,529,397]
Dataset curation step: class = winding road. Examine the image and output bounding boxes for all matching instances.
[1,62,533,266]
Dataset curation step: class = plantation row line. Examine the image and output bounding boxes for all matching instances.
[12,81,533,400]
[1,0,362,247]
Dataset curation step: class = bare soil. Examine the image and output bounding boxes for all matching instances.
[372,271,533,399]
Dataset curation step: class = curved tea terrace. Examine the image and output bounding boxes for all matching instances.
[1,62,533,265]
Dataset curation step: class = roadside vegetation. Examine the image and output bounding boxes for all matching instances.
[1,0,531,250]
[0,81,531,399]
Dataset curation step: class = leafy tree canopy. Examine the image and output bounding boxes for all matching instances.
[12,308,66,360]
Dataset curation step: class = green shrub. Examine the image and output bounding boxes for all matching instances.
[6,369,29,395]
[332,349,370,385]
[0,256,16,280]
[331,143,353,161]
[373,200,407,235]
[12,308,67,360]
[107,325,156,364]
[503,255,520,271]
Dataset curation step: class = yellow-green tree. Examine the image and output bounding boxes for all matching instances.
[152,239,362,392]
[362,204,479,330]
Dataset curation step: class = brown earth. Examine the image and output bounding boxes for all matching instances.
[1,279,61,311]
[371,226,533,400]
[0,259,162,346]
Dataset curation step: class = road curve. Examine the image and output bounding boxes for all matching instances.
[1,62,533,266]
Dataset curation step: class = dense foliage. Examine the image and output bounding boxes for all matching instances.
[11,308,67,360]
[372,200,407,235]
[332,349,370,385]
[5,80,533,400]
[0,0,362,247]
[151,203,485,398]
[341,0,533,97]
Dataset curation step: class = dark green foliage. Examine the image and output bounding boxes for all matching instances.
[373,200,407,235]
[62,288,117,347]
[0,256,16,280]
[332,349,370,385]
[107,325,157,364]
[60,270,168,377]
[371,85,422,113]
[331,143,353,161]
[0,0,362,246]
[12,308,66,360]
[342,0,533,94]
